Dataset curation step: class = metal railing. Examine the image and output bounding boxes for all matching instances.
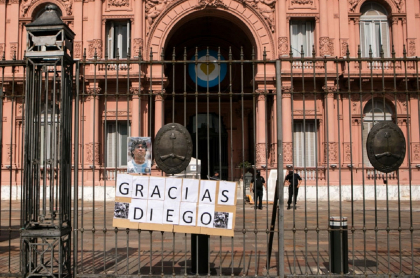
[0,46,419,277]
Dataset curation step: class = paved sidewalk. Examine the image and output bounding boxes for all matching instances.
[1,200,419,276]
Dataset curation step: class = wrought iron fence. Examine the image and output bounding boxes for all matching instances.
[0,48,419,277]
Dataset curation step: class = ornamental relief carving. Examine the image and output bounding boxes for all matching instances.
[393,0,403,12]
[319,37,333,56]
[343,142,351,163]
[10,43,18,59]
[412,142,420,162]
[256,143,266,164]
[341,39,349,57]
[21,0,73,17]
[88,39,102,58]
[324,142,338,162]
[283,142,293,163]
[348,0,359,12]
[291,0,313,4]
[74,41,82,59]
[407,39,416,56]
[133,38,143,57]
[146,0,170,28]
[278,37,288,56]
[0,43,4,58]
[108,0,129,8]
[244,0,276,32]
[86,142,100,164]
[196,0,228,9]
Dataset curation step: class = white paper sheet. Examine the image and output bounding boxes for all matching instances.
[116,174,133,197]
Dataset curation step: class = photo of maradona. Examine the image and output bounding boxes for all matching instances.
[127,137,152,174]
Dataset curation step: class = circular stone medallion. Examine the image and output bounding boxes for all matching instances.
[153,123,193,174]
[366,121,406,173]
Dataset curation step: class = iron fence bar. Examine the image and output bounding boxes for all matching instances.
[2,53,420,278]
[240,47,246,276]
[261,47,269,276]
[139,48,143,137]
[300,47,308,275]
[228,47,234,276]
[290,49,298,276]
[345,48,355,275]
[311,46,320,275]
[335,58,344,275]
[414,55,420,276]
[81,49,87,274]
[194,47,198,276]
[103,49,109,274]
[391,47,400,274]
[357,45,366,274]
[275,58,284,278]
[74,60,80,277]
[172,47,175,123]
[9,62,16,272]
[92,51,98,274]
[252,51,257,277]
[0,63,3,236]
[42,66,48,219]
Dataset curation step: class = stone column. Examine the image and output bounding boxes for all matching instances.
[339,0,349,57]
[0,0,5,52]
[154,90,165,136]
[85,84,101,166]
[348,19,355,57]
[392,17,399,56]
[271,91,277,167]
[130,85,149,137]
[133,0,143,57]
[324,85,337,164]
[281,85,292,165]
[8,0,19,59]
[73,0,83,59]
[88,0,103,58]
[319,0,330,56]
[256,90,266,167]
[409,98,420,164]
[277,0,288,57]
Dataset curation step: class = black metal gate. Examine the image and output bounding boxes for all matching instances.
[0,46,419,277]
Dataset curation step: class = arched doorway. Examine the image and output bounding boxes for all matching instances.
[160,12,258,180]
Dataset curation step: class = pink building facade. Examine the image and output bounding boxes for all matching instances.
[1,0,420,193]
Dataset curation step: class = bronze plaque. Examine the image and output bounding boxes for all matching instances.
[366,121,406,173]
[154,123,193,174]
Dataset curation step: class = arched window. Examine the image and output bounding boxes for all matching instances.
[360,2,390,57]
[362,98,394,166]
[33,3,62,19]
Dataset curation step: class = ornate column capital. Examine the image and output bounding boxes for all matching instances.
[154,90,166,101]
[282,86,292,97]
[322,85,337,94]
[86,86,101,101]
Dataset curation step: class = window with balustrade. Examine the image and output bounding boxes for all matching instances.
[106,20,131,58]
[290,20,315,57]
